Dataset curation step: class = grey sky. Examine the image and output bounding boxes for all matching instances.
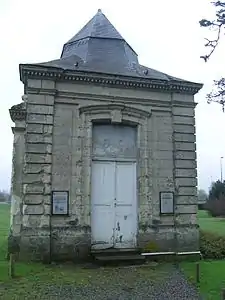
[0,0,224,192]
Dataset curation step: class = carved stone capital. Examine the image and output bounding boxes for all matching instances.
[9,102,26,122]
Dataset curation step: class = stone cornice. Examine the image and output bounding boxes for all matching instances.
[20,64,203,95]
[9,102,26,122]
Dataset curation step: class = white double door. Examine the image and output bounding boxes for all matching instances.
[91,160,137,250]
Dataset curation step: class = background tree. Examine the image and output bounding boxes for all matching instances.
[209,180,225,200]
[207,180,225,216]
[0,190,10,203]
[200,1,225,109]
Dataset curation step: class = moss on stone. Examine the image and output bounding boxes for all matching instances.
[143,241,159,252]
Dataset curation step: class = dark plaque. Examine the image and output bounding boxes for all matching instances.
[51,191,69,215]
[160,192,174,214]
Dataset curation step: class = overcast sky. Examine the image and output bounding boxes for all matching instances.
[0,0,225,192]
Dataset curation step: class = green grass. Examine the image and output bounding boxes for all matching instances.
[197,210,225,236]
[1,205,225,299]
[181,260,225,300]
[181,210,225,299]
[0,204,10,262]
[0,204,169,299]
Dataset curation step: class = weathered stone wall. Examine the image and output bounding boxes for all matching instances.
[138,96,198,252]
[50,103,91,261]
[17,79,198,261]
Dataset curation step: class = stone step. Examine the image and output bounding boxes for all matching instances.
[91,248,141,255]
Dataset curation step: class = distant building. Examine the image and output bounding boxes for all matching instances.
[9,9,202,261]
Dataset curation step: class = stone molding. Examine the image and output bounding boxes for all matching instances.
[78,105,151,224]
[79,103,151,122]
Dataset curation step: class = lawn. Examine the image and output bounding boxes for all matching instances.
[0,204,10,263]
[1,205,225,299]
[181,209,225,299]
[197,209,225,236]
[0,204,170,299]
[180,260,225,300]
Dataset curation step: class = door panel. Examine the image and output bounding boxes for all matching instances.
[91,161,137,250]
[114,162,137,248]
[91,161,115,249]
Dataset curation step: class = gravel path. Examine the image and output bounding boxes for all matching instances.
[33,264,201,300]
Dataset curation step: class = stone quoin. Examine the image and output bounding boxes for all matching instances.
[9,9,203,262]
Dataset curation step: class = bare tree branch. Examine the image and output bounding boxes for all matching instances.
[200,1,225,108]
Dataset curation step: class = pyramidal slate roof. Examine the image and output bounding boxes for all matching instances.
[19,9,203,94]
[65,9,124,44]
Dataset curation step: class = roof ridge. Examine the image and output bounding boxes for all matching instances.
[90,9,100,38]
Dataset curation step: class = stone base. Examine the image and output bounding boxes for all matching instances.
[18,227,92,263]
[139,226,199,253]
[50,227,91,262]
[19,227,51,262]
[16,225,199,262]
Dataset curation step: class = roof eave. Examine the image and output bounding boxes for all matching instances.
[170,80,203,95]
[19,63,203,95]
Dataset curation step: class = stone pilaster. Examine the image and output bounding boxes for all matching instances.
[172,102,199,251]
[21,94,54,261]
[8,102,26,256]
[10,126,25,236]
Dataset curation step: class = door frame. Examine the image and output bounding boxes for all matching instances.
[90,158,138,249]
